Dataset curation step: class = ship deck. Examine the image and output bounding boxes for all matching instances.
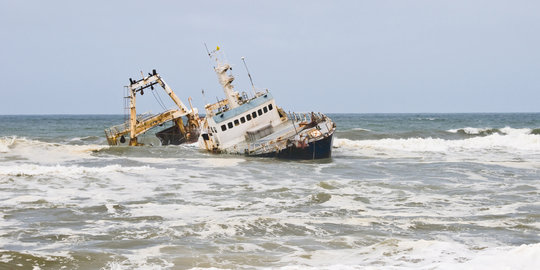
[228,114,334,156]
[228,120,298,154]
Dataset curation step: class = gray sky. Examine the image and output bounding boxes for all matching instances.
[1,0,539,114]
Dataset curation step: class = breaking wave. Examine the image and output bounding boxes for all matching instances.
[351,128,372,132]
[0,136,16,153]
[67,135,105,144]
[1,136,107,151]
[447,127,503,136]
[0,136,108,162]
[338,126,540,141]
[0,164,151,177]
[334,130,540,154]
[447,127,534,136]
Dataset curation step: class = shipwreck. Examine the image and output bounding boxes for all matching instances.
[105,47,335,159]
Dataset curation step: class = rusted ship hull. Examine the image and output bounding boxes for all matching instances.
[155,125,200,145]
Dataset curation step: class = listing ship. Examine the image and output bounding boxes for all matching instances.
[105,48,335,159]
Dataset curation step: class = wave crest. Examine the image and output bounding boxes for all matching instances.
[447,127,534,136]
[0,136,17,153]
[1,136,109,163]
[447,127,502,136]
[334,131,540,154]
[352,128,372,132]
[0,164,152,177]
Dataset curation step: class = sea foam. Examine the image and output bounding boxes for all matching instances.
[278,240,540,270]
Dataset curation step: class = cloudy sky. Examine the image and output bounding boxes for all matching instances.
[1,1,539,114]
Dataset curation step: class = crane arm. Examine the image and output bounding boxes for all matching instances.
[128,71,191,115]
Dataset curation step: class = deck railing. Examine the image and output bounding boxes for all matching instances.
[287,112,325,123]
[104,112,156,144]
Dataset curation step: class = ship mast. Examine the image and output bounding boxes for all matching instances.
[208,46,241,109]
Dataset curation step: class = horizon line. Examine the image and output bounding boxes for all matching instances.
[1,112,539,116]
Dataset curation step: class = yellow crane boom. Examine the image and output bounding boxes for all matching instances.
[105,70,200,146]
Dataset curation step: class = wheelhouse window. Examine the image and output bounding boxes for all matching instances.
[234,119,239,126]
[221,125,227,131]
[268,104,273,110]
[263,106,268,113]
[246,114,252,121]
[228,122,233,129]
[240,117,246,123]
[252,112,257,118]
[258,109,262,116]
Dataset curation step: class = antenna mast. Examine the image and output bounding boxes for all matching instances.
[206,45,240,109]
[204,43,211,58]
[241,57,257,96]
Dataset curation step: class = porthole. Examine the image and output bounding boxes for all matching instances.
[252,112,257,118]
[268,104,273,110]
[258,109,262,116]
[240,117,246,123]
[221,125,226,131]
[263,107,268,113]
[234,119,239,126]
[228,122,233,129]
[246,114,252,121]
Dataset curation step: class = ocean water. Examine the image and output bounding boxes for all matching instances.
[1,113,540,269]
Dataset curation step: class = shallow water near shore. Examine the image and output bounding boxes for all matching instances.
[1,113,540,269]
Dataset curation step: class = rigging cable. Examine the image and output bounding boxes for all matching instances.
[155,87,169,110]
[151,86,168,111]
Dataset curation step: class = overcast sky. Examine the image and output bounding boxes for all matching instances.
[1,0,539,114]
